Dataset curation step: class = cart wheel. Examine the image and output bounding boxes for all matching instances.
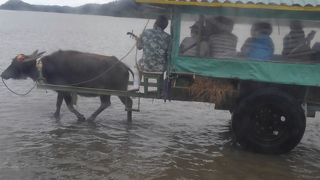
[232,89,306,154]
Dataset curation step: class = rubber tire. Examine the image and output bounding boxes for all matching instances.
[232,89,306,154]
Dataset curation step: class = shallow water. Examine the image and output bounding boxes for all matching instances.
[0,10,319,180]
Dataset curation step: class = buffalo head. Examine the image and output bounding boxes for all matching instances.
[1,50,45,80]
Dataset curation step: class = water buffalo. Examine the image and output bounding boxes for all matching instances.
[1,50,133,121]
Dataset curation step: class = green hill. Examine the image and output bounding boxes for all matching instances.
[0,0,167,18]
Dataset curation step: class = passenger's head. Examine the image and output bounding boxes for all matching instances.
[290,20,303,31]
[154,15,169,30]
[205,17,219,36]
[251,22,272,37]
[214,16,234,33]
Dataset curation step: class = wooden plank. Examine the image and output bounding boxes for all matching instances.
[37,83,159,99]
[128,81,158,87]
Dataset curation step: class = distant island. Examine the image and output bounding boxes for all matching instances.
[0,0,166,18]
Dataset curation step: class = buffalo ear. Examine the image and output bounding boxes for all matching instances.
[22,50,46,62]
[33,51,46,60]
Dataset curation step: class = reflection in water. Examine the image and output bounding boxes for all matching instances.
[0,10,319,180]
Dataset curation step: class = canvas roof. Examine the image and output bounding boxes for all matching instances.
[136,0,320,11]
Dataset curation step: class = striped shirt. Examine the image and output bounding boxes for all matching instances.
[180,37,198,56]
[180,37,209,57]
[282,30,315,60]
[208,33,238,58]
[282,30,306,56]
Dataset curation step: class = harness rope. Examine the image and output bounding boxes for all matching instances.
[135,19,150,72]
[2,19,150,96]
[40,19,150,86]
[2,77,37,96]
[60,44,137,86]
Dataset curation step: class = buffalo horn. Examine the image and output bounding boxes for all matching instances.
[37,51,46,57]
[31,50,39,56]
[23,50,46,62]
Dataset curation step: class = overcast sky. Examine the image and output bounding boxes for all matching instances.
[0,0,114,7]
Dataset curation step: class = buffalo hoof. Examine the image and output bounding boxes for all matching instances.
[87,120,97,127]
[77,115,86,122]
[87,116,96,122]
[53,112,60,121]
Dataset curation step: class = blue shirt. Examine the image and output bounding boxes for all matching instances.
[241,35,274,61]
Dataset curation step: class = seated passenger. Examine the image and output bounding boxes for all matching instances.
[282,21,316,60]
[179,22,209,57]
[208,16,237,58]
[241,22,274,60]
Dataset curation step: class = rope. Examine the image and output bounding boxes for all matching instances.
[1,19,150,95]
[45,19,150,87]
[2,77,37,96]
[1,45,135,95]
[135,19,150,72]
[64,44,136,86]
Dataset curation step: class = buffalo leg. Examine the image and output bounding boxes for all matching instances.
[53,92,63,120]
[64,93,85,121]
[87,95,111,122]
[118,96,133,122]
